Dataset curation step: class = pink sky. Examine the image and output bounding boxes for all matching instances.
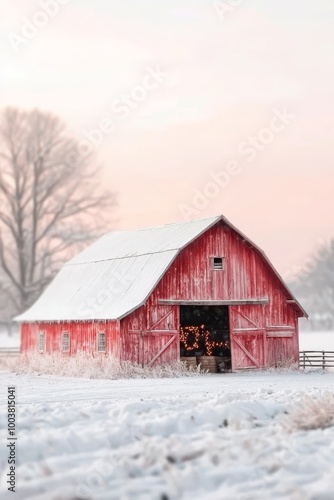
[1,0,333,277]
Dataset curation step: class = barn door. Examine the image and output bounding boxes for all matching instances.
[127,332,141,365]
[229,306,266,370]
[129,309,179,367]
[144,332,177,367]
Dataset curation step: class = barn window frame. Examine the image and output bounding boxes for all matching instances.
[212,257,224,270]
[62,331,70,352]
[97,332,106,352]
[38,331,45,352]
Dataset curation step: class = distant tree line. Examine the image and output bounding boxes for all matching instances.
[290,240,334,330]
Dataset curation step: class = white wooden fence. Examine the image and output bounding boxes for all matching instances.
[0,347,20,358]
[299,351,334,369]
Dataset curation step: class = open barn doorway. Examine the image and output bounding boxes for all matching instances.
[180,305,231,373]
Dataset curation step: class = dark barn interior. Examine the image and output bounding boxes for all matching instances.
[180,305,231,372]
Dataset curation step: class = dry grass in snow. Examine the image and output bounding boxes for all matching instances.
[282,392,334,432]
[1,352,202,379]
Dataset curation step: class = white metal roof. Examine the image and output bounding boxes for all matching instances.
[15,216,221,322]
[15,215,307,322]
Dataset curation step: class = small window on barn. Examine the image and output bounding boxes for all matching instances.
[213,257,224,270]
[38,332,45,352]
[62,332,70,352]
[97,332,106,352]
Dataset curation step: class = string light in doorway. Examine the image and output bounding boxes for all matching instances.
[180,326,230,355]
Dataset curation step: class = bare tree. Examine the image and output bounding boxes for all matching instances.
[0,108,115,314]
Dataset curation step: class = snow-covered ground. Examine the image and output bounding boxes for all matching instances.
[0,371,334,500]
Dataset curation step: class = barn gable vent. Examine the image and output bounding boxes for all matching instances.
[213,257,224,270]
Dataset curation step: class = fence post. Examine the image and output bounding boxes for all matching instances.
[322,351,325,371]
[303,351,306,370]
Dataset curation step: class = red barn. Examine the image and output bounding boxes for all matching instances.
[16,215,307,371]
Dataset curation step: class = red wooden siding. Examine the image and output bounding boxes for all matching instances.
[21,321,120,357]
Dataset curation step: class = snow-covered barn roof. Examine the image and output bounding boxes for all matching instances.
[15,215,307,322]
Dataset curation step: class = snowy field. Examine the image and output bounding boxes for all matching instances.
[0,329,19,348]
[0,371,334,500]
